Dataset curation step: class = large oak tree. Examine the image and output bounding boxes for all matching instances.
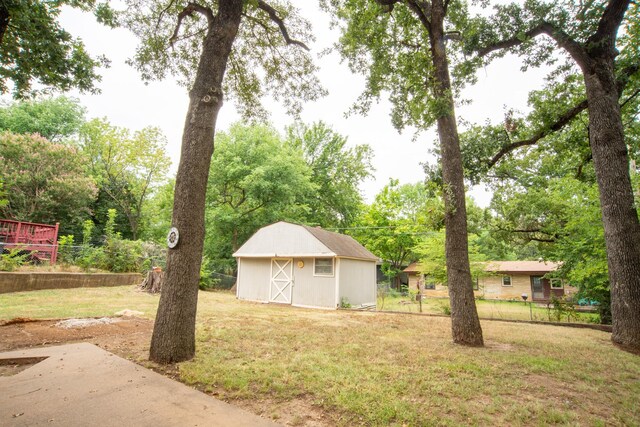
[125,0,323,362]
[469,0,640,351]
[326,0,484,346]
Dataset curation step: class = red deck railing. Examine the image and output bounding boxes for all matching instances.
[0,219,59,264]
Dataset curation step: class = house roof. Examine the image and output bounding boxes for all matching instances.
[233,221,378,261]
[485,260,561,273]
[403,260,560,274]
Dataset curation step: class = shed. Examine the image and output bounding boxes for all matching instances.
[233,221,378,309]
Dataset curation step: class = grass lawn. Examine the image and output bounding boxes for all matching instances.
[379,295,600,323]
[1,286,637,426]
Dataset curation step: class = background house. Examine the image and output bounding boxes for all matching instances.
[404,260,575,301]
[233,221,378,309]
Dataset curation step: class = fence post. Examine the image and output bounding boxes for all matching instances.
[51,223,60,265]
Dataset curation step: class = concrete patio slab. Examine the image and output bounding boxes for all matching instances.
[0,343,280,427]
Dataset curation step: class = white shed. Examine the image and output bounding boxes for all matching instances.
[233,221,378,309]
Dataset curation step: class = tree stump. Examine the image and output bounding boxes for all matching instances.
[140,269,164,293]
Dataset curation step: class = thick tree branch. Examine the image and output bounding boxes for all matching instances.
[488,63,639,168]
[488,99,589,168]
[156,0,176,30]
[621,88,640,109]
[406,0,432,32]
[256,0,309,51]
[478,22,590,68]
[169,2,214,47]
[587,0,631,52]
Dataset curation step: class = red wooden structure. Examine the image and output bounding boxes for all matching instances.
[0,219,59,264]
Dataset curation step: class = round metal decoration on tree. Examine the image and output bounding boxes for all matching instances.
[167,227,180,249]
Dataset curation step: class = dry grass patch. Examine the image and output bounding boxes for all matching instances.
[0,287,637,426]
[180,296,639,426]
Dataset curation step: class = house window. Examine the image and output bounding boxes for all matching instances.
[314,258,334,276]
[550,278,563,289]
[425,276,436,290]
[502,276,512,287]
[472,276,479,290]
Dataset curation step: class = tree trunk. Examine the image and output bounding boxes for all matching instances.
[149,0,243,364]
[140,269,164,293]
[584,59,640,351]
[429,0,483,346]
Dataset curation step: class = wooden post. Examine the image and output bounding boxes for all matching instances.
[50,223,59,265]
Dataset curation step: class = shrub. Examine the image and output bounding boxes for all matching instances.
[199,256,220,290]
[57,235,76,264]
[0,247,33,271]
[103,237,143,273]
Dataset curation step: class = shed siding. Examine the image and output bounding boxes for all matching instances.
[291,257,336,309]
[338,258,376,306]
[234,223,332,257]
[236,258,270,302]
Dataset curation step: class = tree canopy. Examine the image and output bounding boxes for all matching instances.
[79,118,171,240]
[0,96,86,141]
[0,131,97,234]
[0,0,115,98]
[205,122,313,271]
[287,121,373,229]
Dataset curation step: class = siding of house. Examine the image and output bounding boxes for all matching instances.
[481,274,532,300]
[236,258,271,302]
[291,257,336,309]
[338,258,376,307]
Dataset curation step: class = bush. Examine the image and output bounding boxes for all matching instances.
[57,235,76,264]
[548,295,578,322]
[103,237,143,273]
[199,256,220,290]
[0,247,33,271]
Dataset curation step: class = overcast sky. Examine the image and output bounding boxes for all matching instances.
[57,2,548,207]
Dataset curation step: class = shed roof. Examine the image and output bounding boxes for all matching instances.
[233,221,378,261]
[403,260,560,274]
[301,225,378,260]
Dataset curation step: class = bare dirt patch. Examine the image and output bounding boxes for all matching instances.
[0,317,153,362]
[0,317,331,426]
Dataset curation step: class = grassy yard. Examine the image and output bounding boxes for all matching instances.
[379,294,600,323]
[1,286,637,426]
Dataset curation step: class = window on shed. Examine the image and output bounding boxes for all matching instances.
[314,258,334,276]
[502,276,512,287]
[472,276,479,290]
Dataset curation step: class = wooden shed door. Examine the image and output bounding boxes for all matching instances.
[270,258,293,304]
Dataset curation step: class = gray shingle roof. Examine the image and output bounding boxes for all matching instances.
[302,225,378,261]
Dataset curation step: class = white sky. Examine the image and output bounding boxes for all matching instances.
[57,2,548,208]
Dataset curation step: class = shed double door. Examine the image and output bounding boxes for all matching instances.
[270,258,293,304]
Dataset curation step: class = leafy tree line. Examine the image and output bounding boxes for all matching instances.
[0,97,375,275]
[0,96,171,242]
